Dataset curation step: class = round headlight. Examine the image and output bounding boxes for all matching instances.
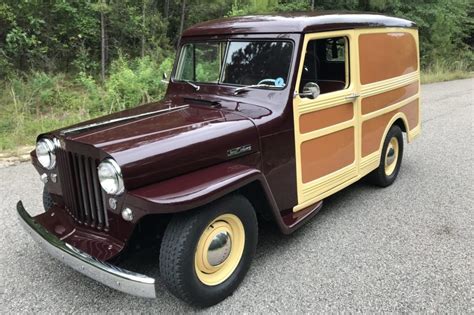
[36,138,56,170]
[98,159,124,195]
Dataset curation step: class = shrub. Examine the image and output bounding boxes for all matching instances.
[105,54,173,112]
[0,55,174,151]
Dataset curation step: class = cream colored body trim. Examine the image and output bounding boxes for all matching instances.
[293,28,420,212]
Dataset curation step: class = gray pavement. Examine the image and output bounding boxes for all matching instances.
[1,78,473,313]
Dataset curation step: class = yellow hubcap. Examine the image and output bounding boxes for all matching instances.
[384,137,399,176]
[194,214,245,286]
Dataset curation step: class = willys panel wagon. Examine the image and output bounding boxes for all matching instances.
[17,12,420,306]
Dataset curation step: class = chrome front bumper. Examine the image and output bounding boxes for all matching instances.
[16,201,157,298]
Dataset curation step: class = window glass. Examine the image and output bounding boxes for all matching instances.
[325,38,346,62]
[175,40,293,89]
[299,36,349,95]
[222,41,293,87]
[176,42,225,83]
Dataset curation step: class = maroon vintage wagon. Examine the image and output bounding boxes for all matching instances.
[17,12,420,306]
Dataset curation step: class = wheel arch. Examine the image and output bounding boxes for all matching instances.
[126,162,290,234]
[377,113,409,154]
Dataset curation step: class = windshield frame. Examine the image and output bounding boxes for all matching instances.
[171,38,295,91]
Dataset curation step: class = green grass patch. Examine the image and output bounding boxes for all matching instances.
[421,60,473,84]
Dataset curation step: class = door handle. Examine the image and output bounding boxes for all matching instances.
[345,93,360,101]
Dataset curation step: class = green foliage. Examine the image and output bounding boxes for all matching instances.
[106,55,171,111]
[0,56,173,150]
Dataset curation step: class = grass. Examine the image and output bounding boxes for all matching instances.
[421,71,473,84]
[421,60,473,84]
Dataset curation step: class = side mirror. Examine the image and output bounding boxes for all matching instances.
[161,72,169,84]
[297,82,320,99]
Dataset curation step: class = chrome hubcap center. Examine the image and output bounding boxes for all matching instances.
[207,231,232,266]
[386,147,396,165]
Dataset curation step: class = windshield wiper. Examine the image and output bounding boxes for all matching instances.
[184,80,200,91]
[233,84,278,95]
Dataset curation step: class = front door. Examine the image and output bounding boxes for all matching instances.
[293,30,360,211]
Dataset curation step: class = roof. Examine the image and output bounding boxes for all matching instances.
[182,12,416,37]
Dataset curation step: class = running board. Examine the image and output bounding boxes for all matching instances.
[279,200,323,234]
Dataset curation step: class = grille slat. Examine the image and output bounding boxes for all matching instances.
[92,159,105,229]
[84,157,97,226]
[63,152,75,218]
[58,149,75,218]
[57,147,110,231]
[71,153,84,223]
[101,191,110,230]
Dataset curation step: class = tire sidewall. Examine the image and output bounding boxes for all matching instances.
[379,125,404,185]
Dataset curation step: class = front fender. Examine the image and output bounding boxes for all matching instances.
[125,161,276,214]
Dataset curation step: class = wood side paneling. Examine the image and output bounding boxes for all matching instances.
[359,32,418,85]
[300,103,354,133]
[301,127,354,183]
[362,99,419,156]
[361,81,419,114]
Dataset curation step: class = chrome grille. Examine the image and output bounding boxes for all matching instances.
[57,148,109,231]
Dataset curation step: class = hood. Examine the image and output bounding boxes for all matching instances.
[56,101,259,190]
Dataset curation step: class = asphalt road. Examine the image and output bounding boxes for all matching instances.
[1,78,473,313]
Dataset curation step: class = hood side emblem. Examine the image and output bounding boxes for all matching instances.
[227,144,252,157]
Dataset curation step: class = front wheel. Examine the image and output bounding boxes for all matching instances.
[159,194,258,307]
[368,124,404,187]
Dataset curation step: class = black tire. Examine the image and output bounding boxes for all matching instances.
[159,194,258,307]
[43,187,54,212]
[368,124,404,187]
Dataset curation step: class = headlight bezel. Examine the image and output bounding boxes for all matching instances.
[97,158,125,195]
[36,138,57,170]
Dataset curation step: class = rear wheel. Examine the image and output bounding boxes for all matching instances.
[159,194,258,307]
[368,125,404,187]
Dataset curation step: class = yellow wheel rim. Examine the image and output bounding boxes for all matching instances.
[384,137,399,176]
[194,214,245,286]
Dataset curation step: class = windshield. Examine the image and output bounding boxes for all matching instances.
[174,40,293,89]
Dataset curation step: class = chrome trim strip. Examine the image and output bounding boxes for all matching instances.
[60,104,189,136]
[16,201,157,298]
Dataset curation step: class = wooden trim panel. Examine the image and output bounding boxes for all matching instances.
[362,99,419,156]
[299,103,354,134]
[361,81,419,115]
[359,32,418,85]
[301,127,355,183]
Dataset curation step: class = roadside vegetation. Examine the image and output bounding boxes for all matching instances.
[1,0,473,151]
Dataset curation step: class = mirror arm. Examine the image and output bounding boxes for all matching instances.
[294,91,313,98]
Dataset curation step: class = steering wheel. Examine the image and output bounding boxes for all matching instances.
[257,78,276,85]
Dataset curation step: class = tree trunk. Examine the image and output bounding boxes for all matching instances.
[311,0,315,11]
[100,10,106,82]
[359,0,370,11]
[179,0,186,37]
[141,0,146,57]
[164,0,170,18]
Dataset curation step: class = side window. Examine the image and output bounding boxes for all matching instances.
[299,36,349,95]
